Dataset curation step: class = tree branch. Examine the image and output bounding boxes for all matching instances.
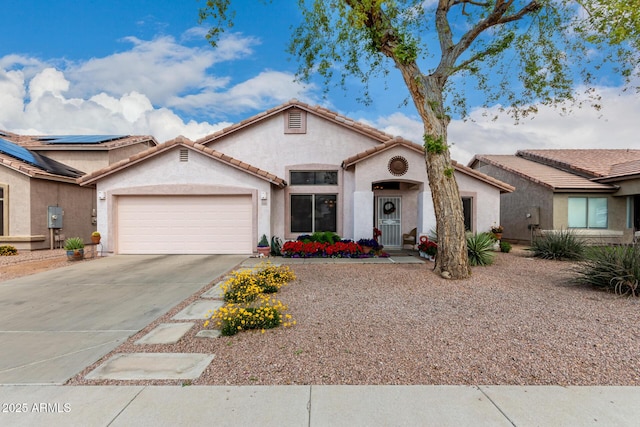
[434,0,541,80]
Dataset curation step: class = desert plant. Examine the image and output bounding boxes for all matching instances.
[91,231,101,237]
[529,229,585,261]
[500,241,512,253]
[466,232,495,266]
[0,245,18,256]
[573,244,640,296]
[63,237,84,250]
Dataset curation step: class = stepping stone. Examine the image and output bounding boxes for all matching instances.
[135,323,194,345]
[85,353,215,380]
[201,281,225,299]
[172,300,224,320]
[196,329,222,339]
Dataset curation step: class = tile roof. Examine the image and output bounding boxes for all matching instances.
[342,138,515,193]
[0,130,157,151]
[518,149,640,178]
[0,152,79,183]
[78,136,287,188]
[196,99,397,146]
[471,154,617,192]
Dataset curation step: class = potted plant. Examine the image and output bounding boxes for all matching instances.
[257,234,270,257]
[418,239,437,261]
[64,237,85,261]
[357,238,379,255]
[91,231,101,244]
[490,224,504,240]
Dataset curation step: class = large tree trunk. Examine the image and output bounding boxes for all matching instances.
[397,66,471,279]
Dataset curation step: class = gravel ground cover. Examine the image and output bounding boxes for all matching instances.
[64,249,640,387]
[0,249,92,282]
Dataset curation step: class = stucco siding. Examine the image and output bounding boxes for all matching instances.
[30,179,95,250]
[206,113,378,178]
[96,147,272,254]
[0,169,31,238]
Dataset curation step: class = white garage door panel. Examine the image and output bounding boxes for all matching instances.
[117,195,253,254]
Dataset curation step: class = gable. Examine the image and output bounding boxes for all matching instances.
[196,107,383,178]
[79,138,286,188]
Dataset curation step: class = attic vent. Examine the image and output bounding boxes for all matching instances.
[285,109,307,134]
[179,149,189,162]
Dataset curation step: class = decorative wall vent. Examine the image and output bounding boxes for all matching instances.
[179,148,189,162]
[285,109,307,134]
[388,156,409,176]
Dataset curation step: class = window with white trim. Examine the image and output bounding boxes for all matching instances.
[568,197,608,228]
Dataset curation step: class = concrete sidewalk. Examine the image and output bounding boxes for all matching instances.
[1,384,639,426]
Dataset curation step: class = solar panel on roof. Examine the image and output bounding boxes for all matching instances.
[0,138,84,178]
[37,135,127,144]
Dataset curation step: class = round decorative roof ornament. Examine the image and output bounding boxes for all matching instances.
[388,156,408,176]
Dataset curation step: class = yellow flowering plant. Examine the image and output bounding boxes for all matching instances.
[206,262,297,336]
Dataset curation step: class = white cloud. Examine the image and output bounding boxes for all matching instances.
[0,29,317,143]
[363,85,640,164]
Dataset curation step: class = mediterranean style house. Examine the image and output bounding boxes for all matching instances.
[470,150,640,244]
[0,131,157,250]
[79,100,513,255]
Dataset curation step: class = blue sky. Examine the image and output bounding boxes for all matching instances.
[1,1,638,163]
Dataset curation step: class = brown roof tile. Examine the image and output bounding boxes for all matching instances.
[196,99,398,146]
[3,133,158,151]
[473,154,617,192]
[78,137,286,188]
[518,149,640,178]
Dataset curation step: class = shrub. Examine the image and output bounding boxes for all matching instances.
[0,245,18,256]
[500,241,512,253]
[206,262,297,335]
[209,295,294,336]
[573,244,640,296]
[63,237,84,250]
[529,229,585,260]
[466,232,495,266]
[222,263,295,303]
[298,231,341,244]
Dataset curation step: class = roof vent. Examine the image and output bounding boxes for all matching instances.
[285,109,306,134]
[179,149,189,162]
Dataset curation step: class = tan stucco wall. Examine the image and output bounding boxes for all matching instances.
[30,179,96,250]
[35,143,153,174]
[0,169,32,239]
[614,178,640,196]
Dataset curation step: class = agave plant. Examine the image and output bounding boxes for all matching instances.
[466,232,495,266]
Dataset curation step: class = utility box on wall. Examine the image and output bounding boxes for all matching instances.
[48,206,63,229]
[526,206,540,226]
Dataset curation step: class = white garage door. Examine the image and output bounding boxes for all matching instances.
[117,195,253,254]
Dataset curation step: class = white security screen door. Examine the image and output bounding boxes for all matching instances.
[377,196,401,248]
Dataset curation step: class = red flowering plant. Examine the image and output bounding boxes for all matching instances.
[282,239,369,258]
[418,239,438,256]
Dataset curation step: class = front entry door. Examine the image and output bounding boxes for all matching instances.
[377,196,401,248]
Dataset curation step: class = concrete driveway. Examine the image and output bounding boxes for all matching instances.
[0,254,246,384]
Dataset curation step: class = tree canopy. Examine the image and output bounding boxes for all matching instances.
[200,0,639,279]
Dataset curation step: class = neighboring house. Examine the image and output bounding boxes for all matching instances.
[0,131,157,250]
[79,100,513,255]
[469,150,640,244]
